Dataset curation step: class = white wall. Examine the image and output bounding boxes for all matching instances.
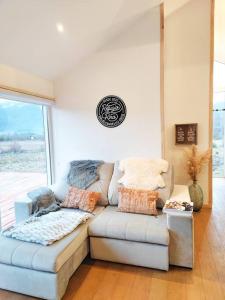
[52,6,161,180]
[214,61,225,92]
[0,64,54,99]
[164,0,211,204]
[215,0,225,64]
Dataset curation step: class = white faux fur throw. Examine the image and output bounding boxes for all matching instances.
[118,158,169,190]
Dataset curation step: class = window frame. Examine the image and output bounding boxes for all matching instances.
[43,105,53,185]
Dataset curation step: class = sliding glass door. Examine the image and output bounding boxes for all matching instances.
[0,98,51,228]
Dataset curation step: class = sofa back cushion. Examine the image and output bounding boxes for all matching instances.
[157,164,174,208]
[52,162,114,206]
[108,161,174,208]
[108,161,123,205]
[86,162,114,205]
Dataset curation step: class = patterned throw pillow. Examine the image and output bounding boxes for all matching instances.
[118,187,158,216]
[61,187,100,213]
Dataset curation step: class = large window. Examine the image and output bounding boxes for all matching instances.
[213,92,225,177]
[213,61,225,178]
[0,98,51,228]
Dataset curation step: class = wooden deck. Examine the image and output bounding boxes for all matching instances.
[0,172,47,229]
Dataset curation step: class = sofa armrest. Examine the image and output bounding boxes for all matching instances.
[14,185,59,223]
[167,212,194,268]
[15,197,33,223]
[164,184,194,268]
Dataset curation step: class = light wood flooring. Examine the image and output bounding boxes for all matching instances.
[0,178,225,300]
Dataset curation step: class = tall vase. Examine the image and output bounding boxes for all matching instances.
[188,181,204,212]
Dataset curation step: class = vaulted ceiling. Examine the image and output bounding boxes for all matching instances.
[0,0,223,81]
[0,0,162,80]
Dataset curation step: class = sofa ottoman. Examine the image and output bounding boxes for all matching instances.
[88,206,170,271]
[0,206,104,300]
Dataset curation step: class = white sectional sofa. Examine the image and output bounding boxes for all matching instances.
[0,162,194,300]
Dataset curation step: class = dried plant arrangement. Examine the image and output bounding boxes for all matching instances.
[184,144,211,183]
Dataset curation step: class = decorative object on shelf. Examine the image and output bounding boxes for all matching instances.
[175,123,198,145]
[96,95,126,128]
[163,200,193,215]
[184,145,211,212]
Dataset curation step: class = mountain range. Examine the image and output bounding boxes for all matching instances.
[0,100,44,136]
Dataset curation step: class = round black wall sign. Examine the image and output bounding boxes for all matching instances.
[96,95,127,128]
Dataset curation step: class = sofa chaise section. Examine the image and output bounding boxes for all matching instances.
[0,207,104,300]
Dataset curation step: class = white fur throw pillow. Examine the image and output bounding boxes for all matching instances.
[118,158,169,190]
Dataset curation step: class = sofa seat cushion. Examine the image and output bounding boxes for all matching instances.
[0,207,104,273]
[88,206,169,246]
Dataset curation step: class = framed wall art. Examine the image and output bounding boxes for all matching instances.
[175,123,198,145]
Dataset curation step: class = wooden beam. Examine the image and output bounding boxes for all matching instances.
[0,84,55,102]
[160,3,165,158]
[207,0,215,209]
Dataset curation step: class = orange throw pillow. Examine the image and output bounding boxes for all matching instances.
[118,187,158,215]
[61,187,100,213]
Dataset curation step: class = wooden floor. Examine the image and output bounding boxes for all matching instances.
[0,172,46,229]
[1,178,225,300]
